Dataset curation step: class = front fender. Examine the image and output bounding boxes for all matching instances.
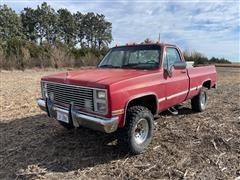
[121,92,158,127]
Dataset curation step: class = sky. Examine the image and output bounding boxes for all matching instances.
[1,0,240,61]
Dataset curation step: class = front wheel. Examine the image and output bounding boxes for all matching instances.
[191,88,207,112]
[121,106,154,154]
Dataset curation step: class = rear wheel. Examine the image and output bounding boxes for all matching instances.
[191,88,207,112]
[120,106,154,154]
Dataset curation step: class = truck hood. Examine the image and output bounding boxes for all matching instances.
[42,68,155,88]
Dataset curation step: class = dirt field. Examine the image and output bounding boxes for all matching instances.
[0,67,239,179]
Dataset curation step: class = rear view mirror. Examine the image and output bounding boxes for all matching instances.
[173,61,187,70]
[165,61,187,77]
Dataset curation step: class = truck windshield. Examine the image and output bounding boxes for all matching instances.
[98,45,161,70]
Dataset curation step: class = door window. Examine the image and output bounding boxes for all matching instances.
[163,48,182,69]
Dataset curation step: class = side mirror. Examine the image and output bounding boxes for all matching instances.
[165,61,187,77]
[173,61,187,70]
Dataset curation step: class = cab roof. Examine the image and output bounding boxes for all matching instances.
[113,42,176,48]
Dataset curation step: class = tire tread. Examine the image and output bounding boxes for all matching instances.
[191,88,207,112]
[120,105,154,154]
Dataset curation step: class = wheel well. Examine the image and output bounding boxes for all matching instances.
[203,80,211,89]
[127,95,158,115]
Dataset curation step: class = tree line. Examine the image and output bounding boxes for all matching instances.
[0,3,231,70]
[0,2,112,69]
[183,51,231,65]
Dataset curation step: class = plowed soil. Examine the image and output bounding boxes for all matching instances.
[0,67,239,179]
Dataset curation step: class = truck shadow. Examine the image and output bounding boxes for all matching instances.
[1,107,196,178]
[0,114,127,179]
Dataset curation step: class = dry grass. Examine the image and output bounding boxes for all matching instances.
[0,67,240,179]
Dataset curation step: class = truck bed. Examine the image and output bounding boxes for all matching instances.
[186,65,217,99]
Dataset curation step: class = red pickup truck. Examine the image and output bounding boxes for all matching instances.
[37,43,217,154]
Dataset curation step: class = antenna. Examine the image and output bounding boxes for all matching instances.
[158,33,161,42]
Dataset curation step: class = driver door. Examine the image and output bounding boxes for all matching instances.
[162,47,189,108]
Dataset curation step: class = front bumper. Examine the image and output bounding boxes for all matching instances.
[37,99,118,133]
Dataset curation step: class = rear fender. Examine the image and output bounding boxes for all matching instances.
[202,79,212,89]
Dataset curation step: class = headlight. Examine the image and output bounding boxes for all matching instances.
[93,89,107,114]
[41,81,48,99]
[96,102,106,112]
[97,90,106,99]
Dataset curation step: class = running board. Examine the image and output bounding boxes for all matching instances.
[168,107,178,115]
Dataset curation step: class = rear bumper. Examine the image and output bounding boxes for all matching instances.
[37,99,118,133]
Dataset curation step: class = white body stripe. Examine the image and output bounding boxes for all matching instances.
[158,97,166,103]
[190,87,197,91]
[166,90,188,100]
[158,85,202,103]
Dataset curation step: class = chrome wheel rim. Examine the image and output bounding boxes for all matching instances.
[200,91,206,107]
[133,118,149,144]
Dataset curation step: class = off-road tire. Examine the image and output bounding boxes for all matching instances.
[191,88,207,112]
[120,106,154,154]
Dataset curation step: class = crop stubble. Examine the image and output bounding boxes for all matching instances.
[0,67,239,179]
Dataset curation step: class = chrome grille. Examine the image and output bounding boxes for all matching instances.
[45,82,94,111]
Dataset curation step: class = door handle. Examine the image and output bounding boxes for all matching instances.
[181,70,186,73]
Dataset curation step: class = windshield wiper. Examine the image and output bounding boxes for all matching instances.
[121,63,139,68]
[99,64,121,68]
[122,63,159,70]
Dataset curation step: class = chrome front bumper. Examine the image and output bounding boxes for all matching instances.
[37,99,118,133]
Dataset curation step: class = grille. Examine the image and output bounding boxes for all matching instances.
[45,82,94,111]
